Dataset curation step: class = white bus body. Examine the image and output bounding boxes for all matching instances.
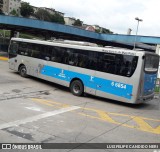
[8,38,159,104]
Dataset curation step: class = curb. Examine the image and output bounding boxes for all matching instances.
[0,57,8,61]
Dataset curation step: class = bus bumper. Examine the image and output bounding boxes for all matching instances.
[137,93,154,103]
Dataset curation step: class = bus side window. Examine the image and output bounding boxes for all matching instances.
[69,49,88,68]
[28,44,40,58]
[39,45,47,60]
[52,47,62,63]
[87,52,97,70]
[118,55,138,77]
[9,41,18,58]
[18,42,28,56]
[78,54,86,68]
[115,55,124,75]
[64,49,72,64]
[98,53,116,74]
[131,56,138,75]
[61,48,69,64]
[68,51,75,65]
[97,53,104,72]
[44,46,52,61]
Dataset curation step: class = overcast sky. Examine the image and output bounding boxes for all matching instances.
[24,0,160,37]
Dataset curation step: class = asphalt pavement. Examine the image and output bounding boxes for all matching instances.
[0,59,159,152]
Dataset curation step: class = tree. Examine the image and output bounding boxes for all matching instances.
[35,9,65,24]
[102,28,113,34]
[10,9,18,16]
[95,29,101,33]
[51,13,65,24]
[35,9,52,21]
[73,19,82,26]
[95,28,113,34]
[0,0,3,14]
[20,2,34,17]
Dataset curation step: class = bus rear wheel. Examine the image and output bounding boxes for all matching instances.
[70,80,84,96]
[19,65,28,78]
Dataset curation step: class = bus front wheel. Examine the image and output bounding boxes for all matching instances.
[70,80,84,96]
[19,65,28,78]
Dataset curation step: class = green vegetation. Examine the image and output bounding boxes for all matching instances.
[34,9,51,21]
[155,78,160,93]
[155,86,160,93]
[0,30,10,37]
[1,1,113,35]
[102,28,113,34]
[51,13,65,24]
[0,0,3,14]
[73,19,82,26]
[0,30,42,39]
[20,2,34,17]
[10,9,19,16]
[35,9,65,24]
[19,33,42,39]
[95,28,113,34]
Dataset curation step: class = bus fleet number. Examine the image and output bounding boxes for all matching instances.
[111,82,127,89]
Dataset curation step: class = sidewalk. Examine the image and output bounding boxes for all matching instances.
[0,51,8,61]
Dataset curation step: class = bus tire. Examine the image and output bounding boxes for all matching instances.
[70,80,84,96]
[19,65,28,78]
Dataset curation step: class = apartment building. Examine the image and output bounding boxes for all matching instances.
[3,0,21,15]
[64,17,76,26]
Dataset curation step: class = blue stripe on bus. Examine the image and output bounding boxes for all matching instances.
[40,65,133,99]
[144,73,157,96]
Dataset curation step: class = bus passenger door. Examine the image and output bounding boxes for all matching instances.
[143,54,159,96]
[95,53,116,98]
[85,71,96,95]
[95,71,107,97]
[8,41,18,70]
[9,56,17,70]
[26,44,45,77]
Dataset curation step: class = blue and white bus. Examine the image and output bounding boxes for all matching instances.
[8,38,159,104]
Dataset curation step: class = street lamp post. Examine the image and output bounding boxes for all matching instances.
[133,17,143,50]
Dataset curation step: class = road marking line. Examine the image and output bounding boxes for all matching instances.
[97,111,116,123]
[30,98,160,134]
[82,108,117,124]
[80,107,160,134]
[31,98,69,108]
[133,117,160,134]
[0,57,8,61]
[31,98,56,107]
[0,106,80,130]
[109,112,160,122]
[25,107,43,112]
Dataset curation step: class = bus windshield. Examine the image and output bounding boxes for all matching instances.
[145,55,159,73]
[8,41,18,58]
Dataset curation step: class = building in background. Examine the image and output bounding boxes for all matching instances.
[82,24,95,32]
[156,45,160,78]
[33,7,64,17]
[64,17,76,26]
[93,25,100,31]
[3,0,21,15]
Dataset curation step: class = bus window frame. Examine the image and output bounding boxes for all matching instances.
[144,54,159,74]
[12,40,139,77]
[9,41,19,58]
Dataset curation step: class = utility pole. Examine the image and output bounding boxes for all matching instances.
[133,17,143,50]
